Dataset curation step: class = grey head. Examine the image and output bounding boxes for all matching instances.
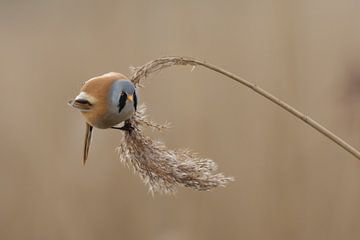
[106,80,138,126]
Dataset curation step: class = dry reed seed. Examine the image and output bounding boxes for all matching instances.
[117,106,234,194]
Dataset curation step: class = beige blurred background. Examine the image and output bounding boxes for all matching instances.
[1,0,360,239]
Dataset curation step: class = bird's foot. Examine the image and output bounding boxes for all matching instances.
[111,121,134,133]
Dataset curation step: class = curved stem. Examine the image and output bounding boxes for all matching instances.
[130,56,360,160]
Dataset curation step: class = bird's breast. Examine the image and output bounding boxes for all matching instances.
[82,102,134,129]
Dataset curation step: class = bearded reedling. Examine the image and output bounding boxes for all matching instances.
[69,72,138,165]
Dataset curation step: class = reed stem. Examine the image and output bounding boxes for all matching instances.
[131,56,360,160]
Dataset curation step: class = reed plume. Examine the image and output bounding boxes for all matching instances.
[117,106,233,194]
[117,56,360,194]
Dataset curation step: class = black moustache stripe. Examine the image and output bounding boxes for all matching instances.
[118,92,127,113]
[133,92,138,111]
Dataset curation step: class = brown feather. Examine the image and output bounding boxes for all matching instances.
[83,123,93,165]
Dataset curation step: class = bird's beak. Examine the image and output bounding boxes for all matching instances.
[127,95,133,102]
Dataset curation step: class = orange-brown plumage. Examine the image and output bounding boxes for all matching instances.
[80,72,128,128]
[69,72,137,164]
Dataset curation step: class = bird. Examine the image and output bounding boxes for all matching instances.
[68,72,138,165]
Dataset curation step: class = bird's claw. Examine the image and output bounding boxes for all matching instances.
[111,121,134,133]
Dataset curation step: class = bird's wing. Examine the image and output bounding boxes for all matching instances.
[83,123,93,165]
